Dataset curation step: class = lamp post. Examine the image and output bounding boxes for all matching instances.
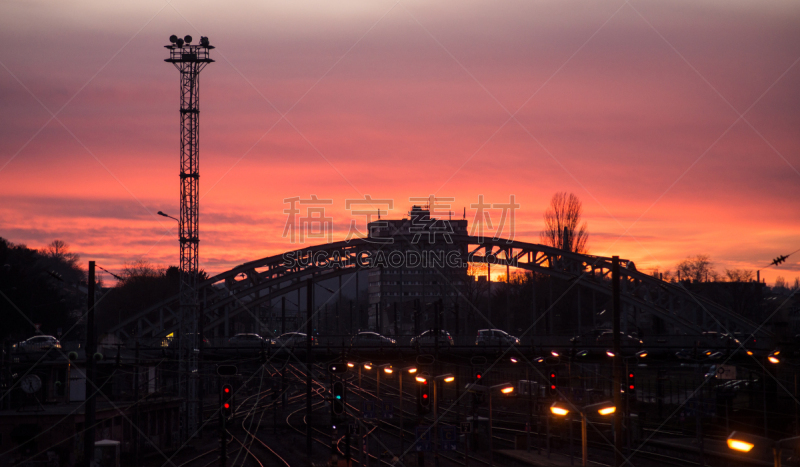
[157,210,179,222]
[606,349,648,455]
[726,431,800,467]
[550,401,617,467]
[431,374,455,467]
[510,356,534,453]
[377,364,392,399]
[398,366,418,462]
[347,361,355,388]
[465,382,515,466]
[361,361,371,390]
[674,348,722,466]
[764,351,782,437]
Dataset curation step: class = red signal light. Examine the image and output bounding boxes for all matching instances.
[476,374,481,379]
[224,402,230,409]
[224,387,230,393]
[629,373,634,378]
[423,394,428,399]
[629,385,634,390]
[548,370,558,395]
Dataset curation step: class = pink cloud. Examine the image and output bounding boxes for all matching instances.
[1,0,799,285]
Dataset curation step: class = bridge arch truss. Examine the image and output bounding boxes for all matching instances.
[110,236,767,341]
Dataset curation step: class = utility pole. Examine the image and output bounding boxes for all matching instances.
[164,34,214,441]
[281,296,286,335]
[612,256,622,467]
[434,299,440,358]
[83,261,97,467]
[454,303,460,340]
[487,262,492,324]
[306,279,313,455]
[394,302,399,337]
[414,299,420,338]
[134,340,140,464]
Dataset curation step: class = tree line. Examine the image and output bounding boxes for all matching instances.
[0,238,87,341]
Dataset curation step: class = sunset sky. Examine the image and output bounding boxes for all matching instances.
[1,0,799,285]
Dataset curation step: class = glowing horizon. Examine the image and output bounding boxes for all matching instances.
[1,0,798,286]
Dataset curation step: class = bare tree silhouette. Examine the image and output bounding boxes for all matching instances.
[724,268,754,282]
[676,254,717,282]
[540,192,589,254]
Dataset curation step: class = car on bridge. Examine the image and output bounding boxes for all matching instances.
[350,331,396,347]
[596,331,643,349]
[228,333,267,347]
[410,329,454,347]
[475,329,520,346]
[272,332,317,349]
[569,328,612,345]
[12,335,62,353]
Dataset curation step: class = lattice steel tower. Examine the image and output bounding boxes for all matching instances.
[165,33,213,441]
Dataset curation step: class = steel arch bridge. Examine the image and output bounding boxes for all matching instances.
[109,236,768,341]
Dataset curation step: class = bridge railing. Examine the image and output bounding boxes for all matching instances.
[107,331,771,356]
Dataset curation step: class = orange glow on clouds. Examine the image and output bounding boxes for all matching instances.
[1,1,799,285]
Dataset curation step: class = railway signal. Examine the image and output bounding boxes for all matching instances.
[332,381,345,416]
[418,380,431,414]
[628,371,636,394]
[549,370,557,396]
[222,383,234,417]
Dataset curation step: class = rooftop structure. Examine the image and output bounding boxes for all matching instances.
[367,206,469,336]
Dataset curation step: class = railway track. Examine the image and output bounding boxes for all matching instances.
[352,370,699,467]
[179,361,704,467]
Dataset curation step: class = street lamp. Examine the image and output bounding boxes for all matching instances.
[376,363,392,398]
[430,374,454,467]
[397,366,417,462]
[157,210,179,222]
[465,382,514,466]
[606,349,648,458]
[727,431,800,467]
[357,362,371,389]
[550,401,617,467]
[606,349,648,359]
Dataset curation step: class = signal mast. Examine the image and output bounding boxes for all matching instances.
[165,33,214,441]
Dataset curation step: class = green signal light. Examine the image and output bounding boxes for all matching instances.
[336,395,341,399]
